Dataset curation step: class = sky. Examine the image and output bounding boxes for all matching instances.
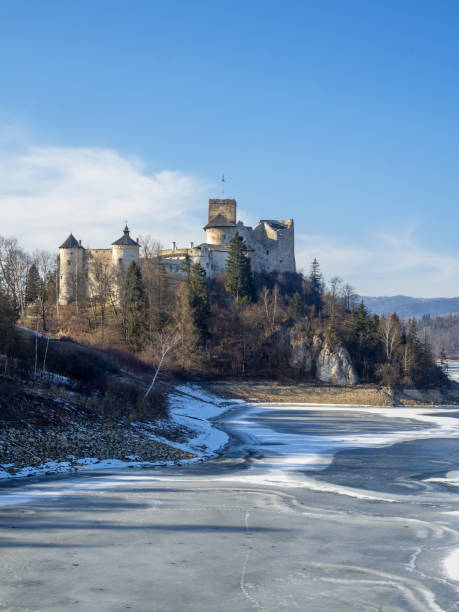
[1,0,459,297]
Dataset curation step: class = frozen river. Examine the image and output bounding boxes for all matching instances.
[2,396,459,611]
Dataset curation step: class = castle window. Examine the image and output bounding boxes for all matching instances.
[223,234,226,239]
[266,250,269,255]
[118,258,123,264]
[67,260,71,265]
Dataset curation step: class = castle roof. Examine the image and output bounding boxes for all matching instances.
[203,214,236,230]
[59,233,81,249]
[112,225,140,247]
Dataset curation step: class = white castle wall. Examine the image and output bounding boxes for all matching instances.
[58,199,295,304]
[58,246,85,306]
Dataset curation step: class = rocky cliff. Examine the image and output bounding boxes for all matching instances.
[316,345,359,386]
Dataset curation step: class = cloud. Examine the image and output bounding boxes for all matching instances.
[1,135,459,298]
[0,143,210,252]
[296,230,459,298]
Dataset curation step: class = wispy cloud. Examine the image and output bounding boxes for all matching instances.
[1,135,458,298]
[296,230,459,298]
[0,142,210,251]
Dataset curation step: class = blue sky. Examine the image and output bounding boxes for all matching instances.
[1,0,459,296]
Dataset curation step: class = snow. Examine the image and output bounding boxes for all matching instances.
[0,384,238,492]
[447,361,459,383]
[165,384,242,456]
[216,403,459,492]
[444,549,459,581]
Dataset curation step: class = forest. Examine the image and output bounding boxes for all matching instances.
[0,232,448,390]
[416,313,459,359]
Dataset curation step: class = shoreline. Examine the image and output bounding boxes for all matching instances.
[205,379,459,406]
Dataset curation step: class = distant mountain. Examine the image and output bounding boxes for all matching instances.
[361,295,459,318]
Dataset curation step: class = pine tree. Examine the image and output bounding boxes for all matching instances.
[325,316,340,348]
[123,261,149,351]
[182,254,192,283]
[289,292,304,319]
[224,232,255,305]
[189,262,210,340]
[0,288,17,354]
[308,258,323,313]
[25,264,41,304]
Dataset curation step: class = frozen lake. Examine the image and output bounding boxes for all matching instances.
[2,396,459,610]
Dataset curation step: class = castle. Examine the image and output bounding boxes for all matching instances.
[58,198,295,305]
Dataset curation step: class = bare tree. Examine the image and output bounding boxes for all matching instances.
[325,276,343,319]
[33,249,55,331]
[342,283,357,311]
[379,315,401,363]
[260,285,280,329]
[144,328,180,398]
[88,257,115,340]
[0,236,31,314]
[138,234,162,260]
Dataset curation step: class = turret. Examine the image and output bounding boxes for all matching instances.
[111,225,140,270]
[203,199,237,245]
[58,234,85,305]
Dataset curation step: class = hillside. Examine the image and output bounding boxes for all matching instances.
[0,328,196,478]
[361,295,459,318]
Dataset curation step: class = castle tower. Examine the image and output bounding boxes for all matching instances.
[203,198,237,245]
[111,225,140,270]
[58,234,85,305]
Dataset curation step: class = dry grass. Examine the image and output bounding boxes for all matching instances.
[205,379,459,406]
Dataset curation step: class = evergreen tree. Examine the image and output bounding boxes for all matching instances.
[289,292,304,319]
[189,262,210,340]
[25,264,41,304]
[123,262,149,351]
[344,302,380,379]
[173,282,204,374]
[182,254,192,283]
[224,232,255,305]
[307,258,323,313]
[325,316,341,348]
[0,288,17,354]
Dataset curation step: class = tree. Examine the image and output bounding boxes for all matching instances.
[342,283,357,311]
[224,232,255,305]
[88,257,115,340]
[182,254,192,282]
[439,347,449,375]
[379,314,402,363]
[172,282,203,373]
[307,258,323,313]
[34,250,56,332]
[325,276,343,319]
[344,301,381,380]
[289,292,304,320]
[145,328,180,398]
[188,262,210,340]
[25,264,41,303]
[0,288,17,356]
[0,236,31,314]
[261,285,281,329]
[123,262,149,351]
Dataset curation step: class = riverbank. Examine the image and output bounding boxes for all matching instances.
[206,379,459,406]
[0,384,235,480]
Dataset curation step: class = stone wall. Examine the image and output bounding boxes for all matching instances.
[208,199,236,224]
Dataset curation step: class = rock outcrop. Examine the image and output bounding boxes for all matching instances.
[290,339,313,374]
[316,345,359,386]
